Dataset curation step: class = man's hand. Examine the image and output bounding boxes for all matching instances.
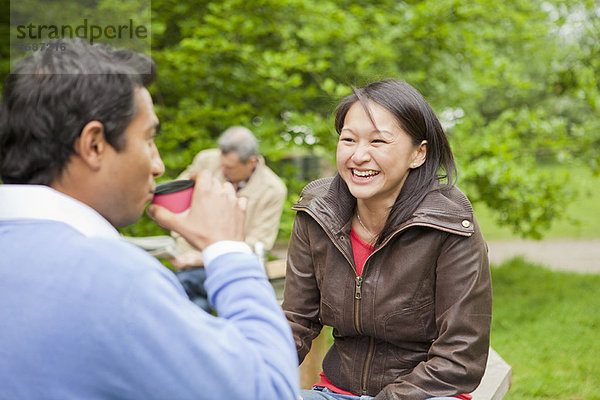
[148,170,247,251]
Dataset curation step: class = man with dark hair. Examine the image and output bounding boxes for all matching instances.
[0,39,299,399]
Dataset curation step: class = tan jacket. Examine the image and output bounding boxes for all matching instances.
[282,175,492,399]
[176,149,287,251]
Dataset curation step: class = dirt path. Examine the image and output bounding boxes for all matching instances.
[487,239,600,273]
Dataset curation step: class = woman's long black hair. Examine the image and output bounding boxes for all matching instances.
[334,79,457,247]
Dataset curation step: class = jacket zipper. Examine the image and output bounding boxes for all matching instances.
[354,275,363,335]
[361,337,375,394]
[354,263,373,394]
[354,276,363,300]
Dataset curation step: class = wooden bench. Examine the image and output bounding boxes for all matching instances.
[265,258,287,280]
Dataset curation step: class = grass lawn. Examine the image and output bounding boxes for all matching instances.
[491,258,600,399]
[472,166,600,240]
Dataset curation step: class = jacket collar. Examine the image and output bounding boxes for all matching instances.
[293,175,475,242]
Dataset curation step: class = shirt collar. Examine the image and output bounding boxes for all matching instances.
[235,179,249,192]
[0,184,121,240]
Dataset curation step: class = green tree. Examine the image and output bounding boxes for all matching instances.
[144,0,600,240]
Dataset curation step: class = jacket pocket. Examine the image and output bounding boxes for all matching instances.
[382,300,435,344]
[319,297,338,327]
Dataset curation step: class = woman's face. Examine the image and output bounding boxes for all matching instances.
[336,100,426,208]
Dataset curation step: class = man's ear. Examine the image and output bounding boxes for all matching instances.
[73,121,107,171]
[248,155,259,169]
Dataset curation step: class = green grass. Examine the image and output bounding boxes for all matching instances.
[473,166,600,240]
[491,258,600,399]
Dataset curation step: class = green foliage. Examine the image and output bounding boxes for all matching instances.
[491,258,600,399]
[475,164,600,240]
[145,0,600,240]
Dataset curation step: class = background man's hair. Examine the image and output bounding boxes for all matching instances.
[0,38,156,185]
[218,126,259,163]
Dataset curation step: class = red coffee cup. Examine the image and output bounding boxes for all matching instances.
[151,179,195,213]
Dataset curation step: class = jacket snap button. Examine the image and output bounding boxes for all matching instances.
[462,220,471,228]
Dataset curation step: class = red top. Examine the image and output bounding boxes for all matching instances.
[312,228,472,400]
[350,228,373,277]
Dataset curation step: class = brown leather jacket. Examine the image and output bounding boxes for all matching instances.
[282,175,492,399]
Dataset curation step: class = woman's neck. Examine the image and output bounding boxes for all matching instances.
[354,200,390,240]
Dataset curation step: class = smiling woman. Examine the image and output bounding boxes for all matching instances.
[336,100,427,242]
[334,80,457,248]
[283,79,492,400]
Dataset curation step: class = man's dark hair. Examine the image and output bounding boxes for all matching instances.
[0,39,156,185]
